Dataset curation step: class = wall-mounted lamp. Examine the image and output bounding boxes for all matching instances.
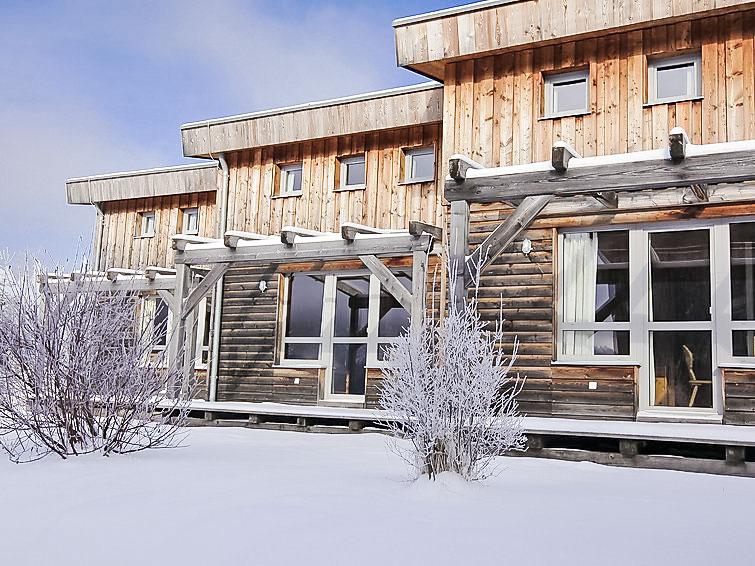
[258,280,268,293]
[521,239,533,255]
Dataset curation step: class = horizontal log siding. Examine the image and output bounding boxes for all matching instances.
[442,13,755,176]
[217,266,319,405]
[99,191,216,270]
[723,369,755,425]
[224,125,444,236]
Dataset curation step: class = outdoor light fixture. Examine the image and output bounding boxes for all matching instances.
[521,238,533,255]
[258,280,267,293]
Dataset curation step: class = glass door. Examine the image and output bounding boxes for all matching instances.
[325,275,370,401]
[646,228,717,411]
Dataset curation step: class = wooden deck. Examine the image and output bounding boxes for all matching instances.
[179,400,755,477]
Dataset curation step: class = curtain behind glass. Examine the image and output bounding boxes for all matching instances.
[563,233,598,356]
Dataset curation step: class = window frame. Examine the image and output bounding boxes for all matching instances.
[401,146,436,184]
[139,211,156,238]
[337,155,367,191]
[277,163,304,197]
[647,52,702,106]
[543,69,591,119]
[181,207,199,235]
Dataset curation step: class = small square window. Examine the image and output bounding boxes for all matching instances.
[338,155,366,190]
[543,70,590,118]
[402,147,435,183]
[648,53,702,105]
[182,208,199,235]
[278,163,303,196]
[140,212,155,237]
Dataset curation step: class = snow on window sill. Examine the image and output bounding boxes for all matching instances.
[551,359,639,367]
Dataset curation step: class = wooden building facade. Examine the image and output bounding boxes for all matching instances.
[66,0,755,425]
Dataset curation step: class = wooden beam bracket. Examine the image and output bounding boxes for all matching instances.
[593,191,618,208]
[551,141,581,173]
[358,255,412,312]
[340,222,388,241]
[224,230,275,249]
[280,226,330,246]
[408,220,442,240]
[669,126,691,162]
[182,264,229,319]
[448,154,484,182]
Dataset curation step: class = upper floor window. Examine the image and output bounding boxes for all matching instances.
[647,53,702,105]
[338,155,366,190]
[140,212,155,237]
[277,163,303,196]
[402,146,435,183]
[182,207,199,235]
[543,69,590,118]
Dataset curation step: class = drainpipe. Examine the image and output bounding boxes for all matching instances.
[92,201,105,271]
[208,152,229,402]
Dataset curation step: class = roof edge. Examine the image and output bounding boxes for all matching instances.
[66,161,217,185]
[392,0,522,28]
[180,81,441,130]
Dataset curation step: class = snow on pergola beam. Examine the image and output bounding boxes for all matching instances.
[40,271,178,293]
[446,130,755,204]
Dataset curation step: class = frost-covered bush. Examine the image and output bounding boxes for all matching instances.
[0,255,193,462]
[379,258,526,481]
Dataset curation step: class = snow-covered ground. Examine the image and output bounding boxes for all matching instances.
[1,427,752,566]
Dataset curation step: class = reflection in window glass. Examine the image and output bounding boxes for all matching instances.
[332,343,366,395]
[562,331,629,356]
[652,331,712,408]
[596,231,629,322]
[730,222,755,321]
[553,79,587,113]
[284,343,320,360]
[656,63,694,100]
[285,274,324,337]
[649,230,710,322]
[404,147,435,182]
[378,274,411,337]
[733,331,755,357]
[341,157,365,188]
[334,276,370,337]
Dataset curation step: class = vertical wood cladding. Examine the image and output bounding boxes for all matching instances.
[442,13,755,172]
[723,370,755,425]
[223,124,444,236]
[99,191,216,269]
[217,267,319,405]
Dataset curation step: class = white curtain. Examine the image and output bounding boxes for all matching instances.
[563,233,598,356]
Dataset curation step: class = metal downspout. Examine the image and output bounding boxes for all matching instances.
[208,152,229,402]
[92,201,105,271]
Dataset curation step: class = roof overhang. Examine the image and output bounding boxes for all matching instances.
[180,82,443,158]
[66,162,218,205]
[394,0,755,80]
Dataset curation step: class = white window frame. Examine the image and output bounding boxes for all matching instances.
[338,155,366,191]
[194,296,212,369]
[182,207,199,235]
[278,163,303,196]
[140,211,156,237]
[402,146,435,184]
[647,53,702,105]
[543,69,590,119]
[279,270,410,401]
[140,295,171,357]
[558,217,755,419]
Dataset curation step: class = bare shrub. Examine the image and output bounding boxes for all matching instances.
[379,257,526,481]
[0,255,194,462]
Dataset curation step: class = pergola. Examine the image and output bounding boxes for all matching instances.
[170,220,440,385]
[446,127,755,309]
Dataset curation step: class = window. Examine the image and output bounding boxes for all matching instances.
[277,163,303,196]
[195,296,213,368]
[647,53,702,105]
[140,212,155,237]
[140,296,169,353]
[338,155,366,190]
[558,219,755,417]
[543,69,590,118]
[402,147,435,183]
[280,270,411,400]
[182,208,199,235]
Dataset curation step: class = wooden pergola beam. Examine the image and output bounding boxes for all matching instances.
[408,220,442,240]
[445,134,755,203]
[224,230,275,249]
[341,222,389,241]
[464,194,553,287]
[181,264,228,319]
[280,226,331,245]
[358,255,412,312]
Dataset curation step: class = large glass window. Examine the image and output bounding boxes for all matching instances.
[729,222,755,359]
[281,274,325,361]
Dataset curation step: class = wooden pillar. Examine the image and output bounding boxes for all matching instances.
[167,261,191,397]
[449,200,470,312]
[411,249,428,329]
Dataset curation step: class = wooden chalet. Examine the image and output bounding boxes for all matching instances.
[65,0,755,440]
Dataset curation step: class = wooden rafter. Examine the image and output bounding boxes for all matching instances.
[358,255,412,312]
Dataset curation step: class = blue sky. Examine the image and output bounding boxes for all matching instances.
[0,0,455,265]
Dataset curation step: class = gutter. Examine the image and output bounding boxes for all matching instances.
[92,192,105,271]
[208,152,230,402]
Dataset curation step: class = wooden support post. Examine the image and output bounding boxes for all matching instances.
[411,249,428,329]
[619,439,640,457]
[465,194,552,287]
[551,141,581,173]
[358,255,412,311]
[449,200,470,312]
[349,420,364,431]
[167,262,191,397]
[528,434,544,453]
[248,414,262,425]
[183,264,228,318]
[296,417,309,427]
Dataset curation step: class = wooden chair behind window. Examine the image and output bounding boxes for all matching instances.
[682,344,712,407]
